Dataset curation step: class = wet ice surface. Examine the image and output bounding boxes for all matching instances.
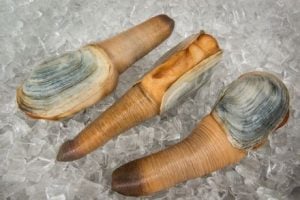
[0,0,299,199]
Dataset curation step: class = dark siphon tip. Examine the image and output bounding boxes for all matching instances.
[156,14,175,33]
[112,161,145,196]
[56,140,81,162]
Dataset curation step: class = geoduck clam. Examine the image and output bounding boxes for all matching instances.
[56,31,223,161]
[111,72,290,196]
[16,14,174,120]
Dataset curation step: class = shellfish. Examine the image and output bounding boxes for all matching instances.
[56,31,223,161]
[111,72,290,196]
[16,15,174,120]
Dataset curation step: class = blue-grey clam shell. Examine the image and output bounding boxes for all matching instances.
[212,72,289,149]
[23,50,96,98]
[17,46,116,119]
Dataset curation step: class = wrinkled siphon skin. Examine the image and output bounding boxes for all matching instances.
[17,14,175,120]
[112,72,290,197]
[56,32,223,162]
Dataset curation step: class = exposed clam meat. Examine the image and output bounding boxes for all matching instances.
[160,51,222,113]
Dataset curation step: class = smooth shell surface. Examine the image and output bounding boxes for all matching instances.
[212,72,290,149]
[17,46,116,119]
[160,51,222,113]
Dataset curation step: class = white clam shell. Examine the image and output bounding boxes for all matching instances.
[17,46,116,119]
[212,72,290,149]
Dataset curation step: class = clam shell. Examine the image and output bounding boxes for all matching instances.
[160,51,222,113]
[212,72,290,149]
[17,46,117,120]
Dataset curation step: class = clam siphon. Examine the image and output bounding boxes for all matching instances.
[17,15,174,120]
[56,31,223,161]
[111,72,290,196]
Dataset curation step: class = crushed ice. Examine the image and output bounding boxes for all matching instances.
[0,0,299,199]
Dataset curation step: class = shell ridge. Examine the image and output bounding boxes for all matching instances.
[213,72,290,149]
[23,50,98,99]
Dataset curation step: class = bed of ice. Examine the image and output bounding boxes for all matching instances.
[0,0,299,199]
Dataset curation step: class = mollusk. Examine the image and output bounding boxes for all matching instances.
[56,31,223,161]
[212,72,290,149]
[160,50,222,113]
[111,72,290,196]
[17,47,115,120]
[16,14,174,120]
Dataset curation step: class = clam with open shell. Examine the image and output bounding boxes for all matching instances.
[56,31,223,161]
[111,72,290,196]
[16,15,174,120]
